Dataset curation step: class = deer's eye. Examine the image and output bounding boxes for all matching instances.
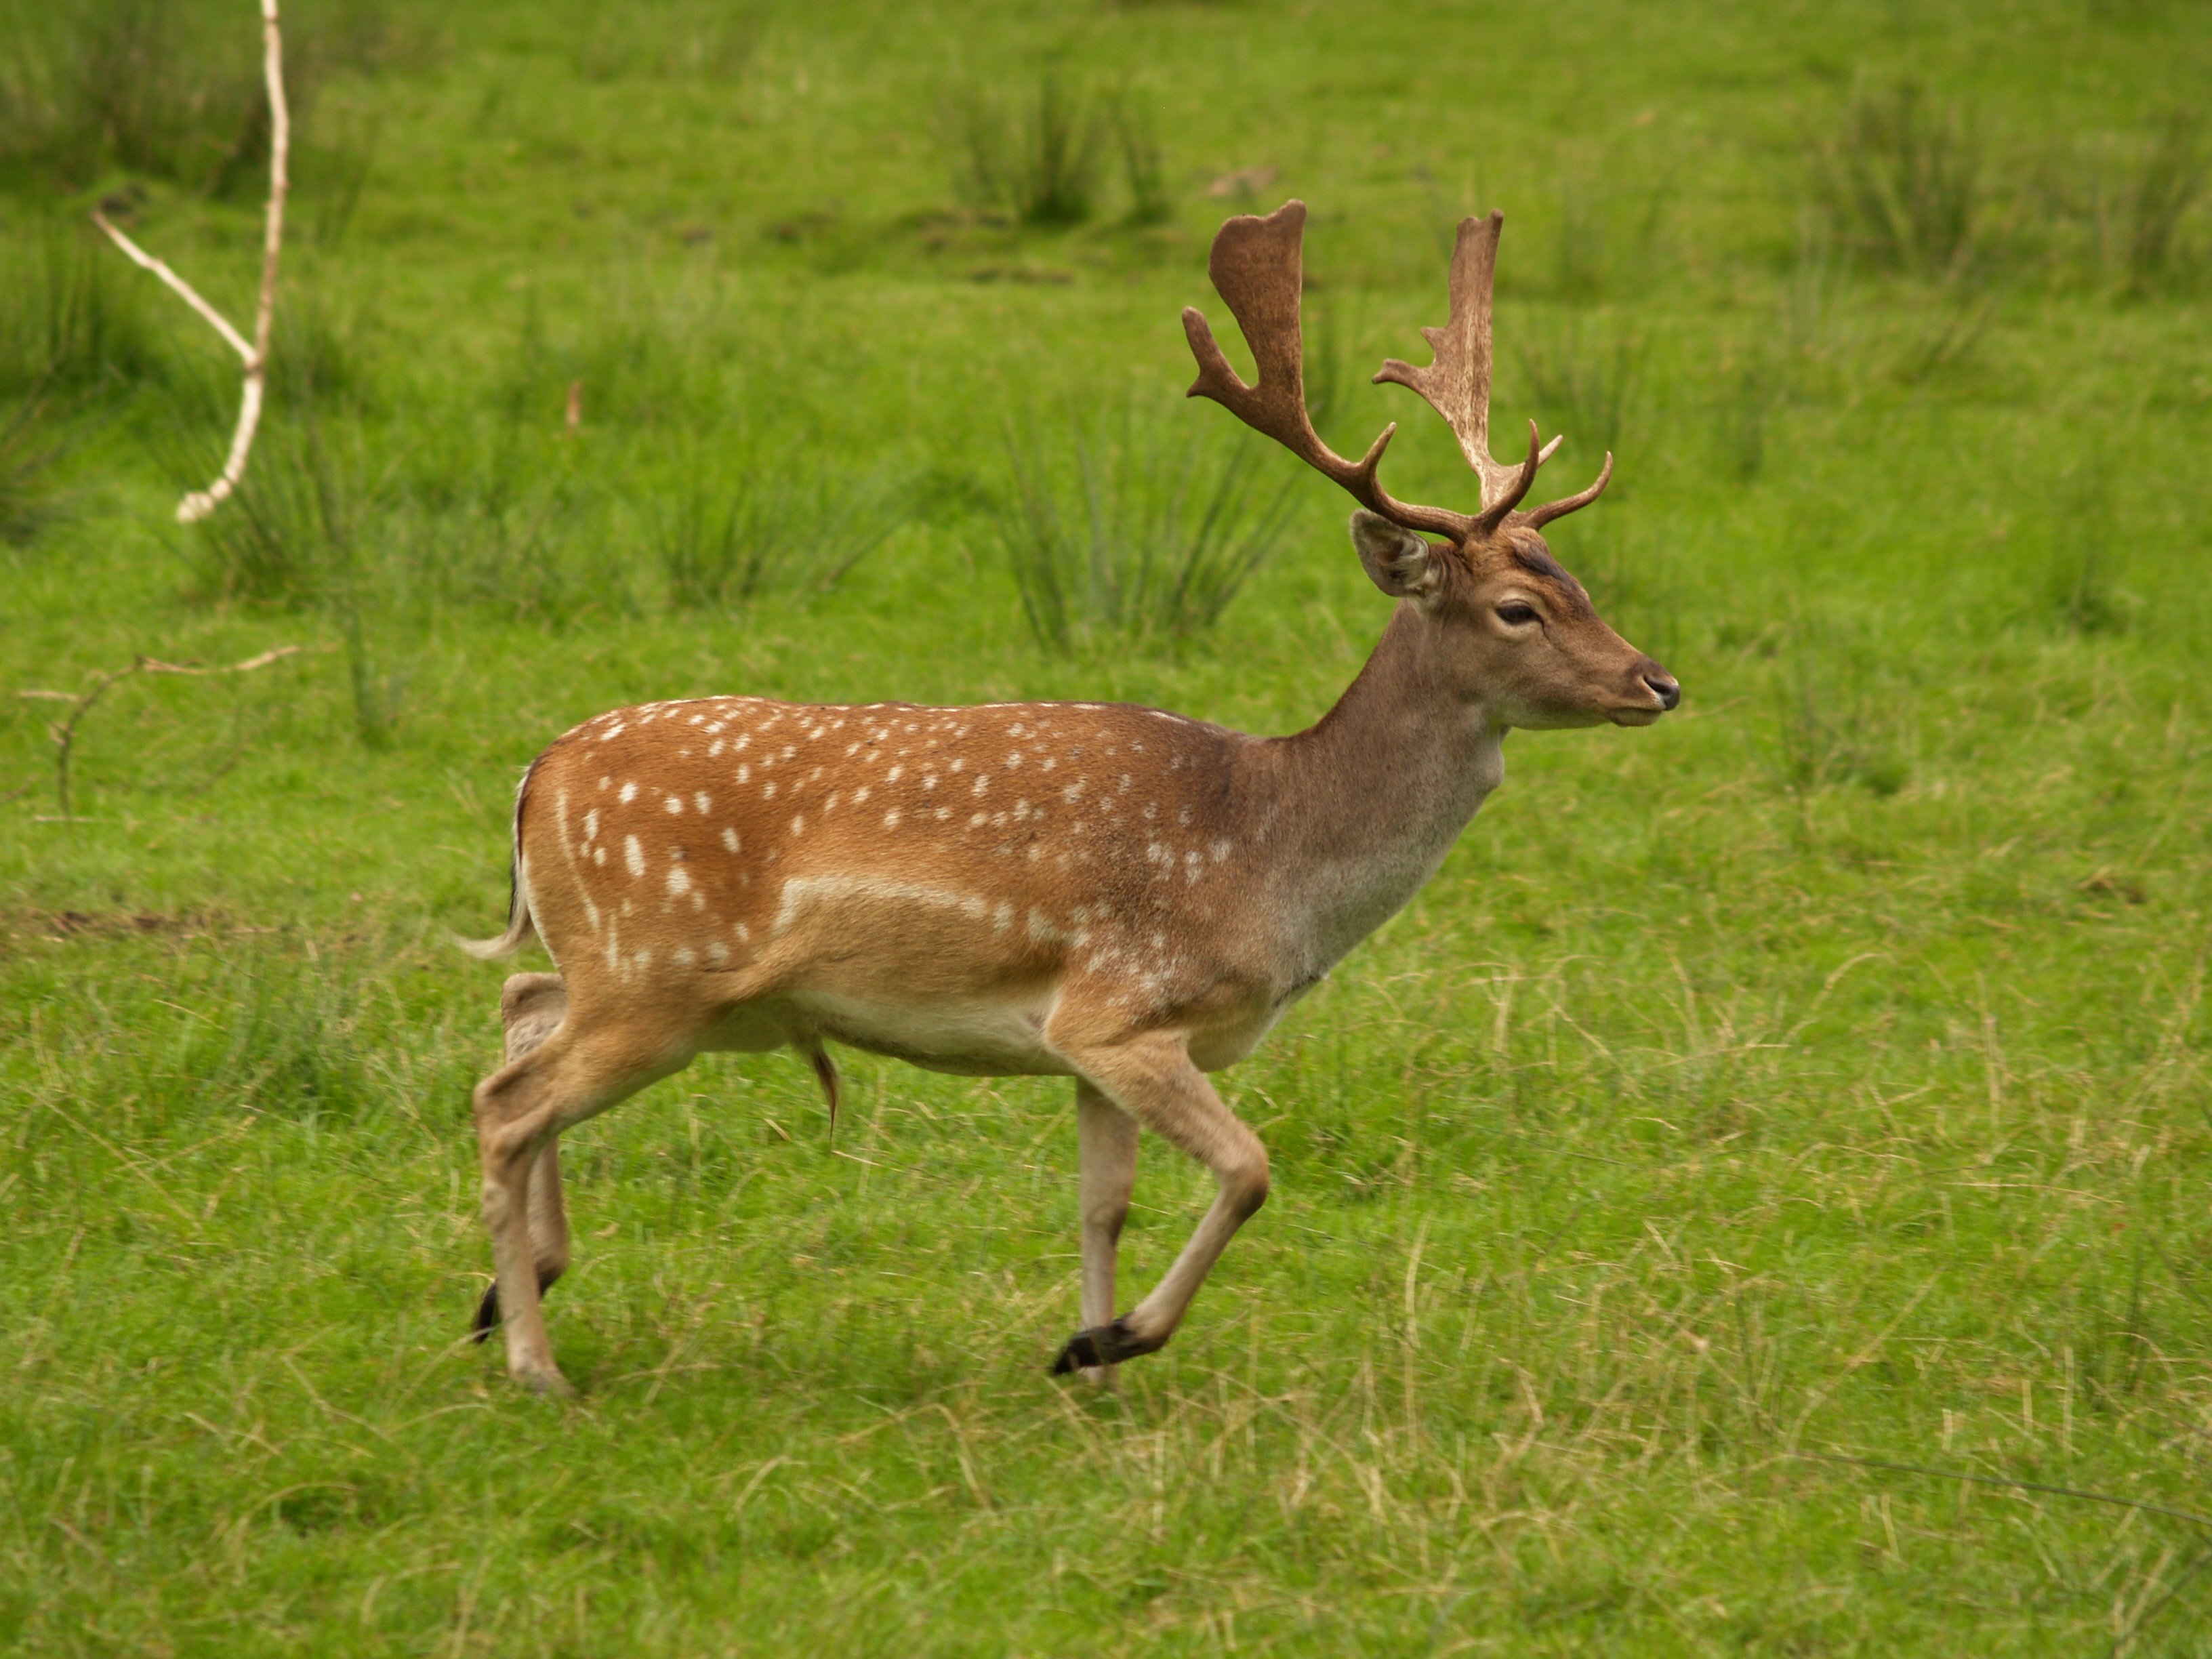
[1496,602,1540,627]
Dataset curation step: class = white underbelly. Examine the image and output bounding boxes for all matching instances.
[785,986,1072,1077]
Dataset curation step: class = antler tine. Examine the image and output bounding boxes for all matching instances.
[1185,201,1473,543]
[1522,450,1614,529]
[1479,419,1546,528]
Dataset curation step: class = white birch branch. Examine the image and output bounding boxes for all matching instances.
[87,213,253,363]
[92,0,289,525]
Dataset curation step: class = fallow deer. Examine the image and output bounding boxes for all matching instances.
[462,201,1679,1395]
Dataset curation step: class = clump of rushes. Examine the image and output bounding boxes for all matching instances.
[2117,112,2207,291]
[1811,77,1985,279]
[996,394,1298,653]
[1516,321,1644,471]
[0,0,411,195]
[0,378,76,546]
[957,70,1102,227]
[955,72,1183,228]
[653,449,909,610]
[1111,95,1172,226]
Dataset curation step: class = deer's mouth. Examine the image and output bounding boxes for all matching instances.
[1609,665,1680,726]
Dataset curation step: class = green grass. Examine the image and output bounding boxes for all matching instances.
[4,0,2212,1652]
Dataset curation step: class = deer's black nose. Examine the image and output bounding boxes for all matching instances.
[1641,665,1681,711]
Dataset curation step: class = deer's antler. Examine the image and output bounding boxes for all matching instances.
[1185,201,1613,545]
[1182,202,1477,544]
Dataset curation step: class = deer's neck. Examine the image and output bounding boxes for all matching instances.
[1261,604,1505,975]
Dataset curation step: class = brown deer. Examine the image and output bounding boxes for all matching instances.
[462,201,1679,1395]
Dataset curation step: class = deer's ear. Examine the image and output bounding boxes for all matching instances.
[1350,511,1443,600]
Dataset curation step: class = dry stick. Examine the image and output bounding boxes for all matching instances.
[90,0,288,524]
[18,645,310,818]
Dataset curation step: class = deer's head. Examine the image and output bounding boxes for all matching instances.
[1184,201,1680,731]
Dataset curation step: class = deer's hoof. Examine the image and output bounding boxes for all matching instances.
[1050,1317,1145,1376]
[512,1363,574,1398]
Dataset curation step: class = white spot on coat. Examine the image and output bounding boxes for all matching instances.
[625,836,645,877]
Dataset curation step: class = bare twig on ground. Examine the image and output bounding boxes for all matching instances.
[18,644,314,817]
[91,0,289,523]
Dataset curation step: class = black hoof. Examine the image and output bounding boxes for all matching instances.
[1050,1316,1142,1376]
[472,1280,501,1342]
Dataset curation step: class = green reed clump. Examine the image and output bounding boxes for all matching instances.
[2037,112,2208,294]
[956,70,1103,227]
[951,72,1185,230]
[1516,321,1643,466]
[1811,77,1986,279]
[0,218,167,397]
[2117,114,2207,289]
[1763,619,1912,800]
[0,382,77,546]
[0,0,412,197]
[176,410,360,607]
[1111,96,1172,226]
[652,445,908,611]
[995,396,1298,653]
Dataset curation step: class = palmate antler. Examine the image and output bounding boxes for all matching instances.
[1182,201,1612,545]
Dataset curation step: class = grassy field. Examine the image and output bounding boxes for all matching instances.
[5,0,2212,1652]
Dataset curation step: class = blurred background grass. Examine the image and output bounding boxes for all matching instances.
[2,0,2211,1653]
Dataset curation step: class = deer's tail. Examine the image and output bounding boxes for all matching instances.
[457,762,539,960]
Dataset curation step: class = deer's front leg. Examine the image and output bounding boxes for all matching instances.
[1051,1032,1267,1375]
[1073,1080,1139,1380]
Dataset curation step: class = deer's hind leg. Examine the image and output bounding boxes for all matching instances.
[471,982,691,1395]
[473,975,573,1340]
